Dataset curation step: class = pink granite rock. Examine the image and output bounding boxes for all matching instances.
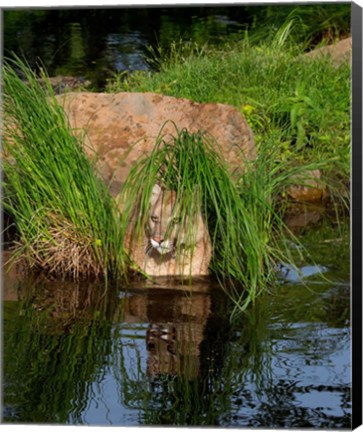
[56,92,256,194]
[287,169,328,203]
[304,37,352,66]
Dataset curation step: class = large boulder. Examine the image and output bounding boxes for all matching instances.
[56,92,256,195]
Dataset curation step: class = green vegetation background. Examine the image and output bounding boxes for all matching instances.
[106,6,350,183]
[3,4,351,314]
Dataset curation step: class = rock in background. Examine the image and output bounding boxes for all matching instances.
[303,37,351,66]
[56,92,256,195]
[287,169,328,203]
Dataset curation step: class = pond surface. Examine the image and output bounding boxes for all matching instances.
[3,7,253,89]
[2,220,351,427]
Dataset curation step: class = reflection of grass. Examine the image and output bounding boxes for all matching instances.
[3,293,114,424]
[268,217,350,326]
[114,291,274,426]
[4,253,349,425]
[290,217,350,281]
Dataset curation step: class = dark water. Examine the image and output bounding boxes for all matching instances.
[3,7,252,89]
[2,220,351,427]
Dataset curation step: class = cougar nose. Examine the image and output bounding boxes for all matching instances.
[152,236,163,245]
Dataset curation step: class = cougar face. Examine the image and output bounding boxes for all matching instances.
[121,183,212,277]
[147,184,181,255]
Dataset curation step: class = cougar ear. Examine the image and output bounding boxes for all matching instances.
[150,184,162,206]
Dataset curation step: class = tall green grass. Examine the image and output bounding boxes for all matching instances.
[118,123,314,312]
[244,4,350,48]
[106,27,351,192]
[2,57,128,280]
[2,56,347,314]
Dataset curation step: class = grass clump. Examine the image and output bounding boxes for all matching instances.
[118,123,298,311]
[2,57,128,280]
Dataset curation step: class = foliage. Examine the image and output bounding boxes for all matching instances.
[105,26,350,187]
[2,57,128,280]
[146,38,208,71]
[118,123,315,312]
[2,41,350,312]
[244,4,350,48]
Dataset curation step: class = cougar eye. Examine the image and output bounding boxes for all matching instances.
[172,217,181,225]
[151,215,158,223]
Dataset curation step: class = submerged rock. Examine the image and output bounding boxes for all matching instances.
[56,92,256,194]
[41,76,91,94]
[23,75,91,94]
[284,205,324,232]
[287,169,328,203]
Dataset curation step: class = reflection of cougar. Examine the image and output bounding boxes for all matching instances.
[125,184,212,277]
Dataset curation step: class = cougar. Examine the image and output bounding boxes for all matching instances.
[123,184,212,277]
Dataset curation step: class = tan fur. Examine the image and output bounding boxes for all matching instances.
[122,184,212,277]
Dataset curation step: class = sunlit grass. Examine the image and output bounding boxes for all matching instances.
[117,123,330,312]
[106,25,350,187]
[2,53,349,314]
[2,57,129,280]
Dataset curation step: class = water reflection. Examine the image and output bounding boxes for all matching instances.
[123,287,210,378]
[3,8,253,89]
[2,230,351,427]
[2,267,219,424]
[107,32,150,71]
